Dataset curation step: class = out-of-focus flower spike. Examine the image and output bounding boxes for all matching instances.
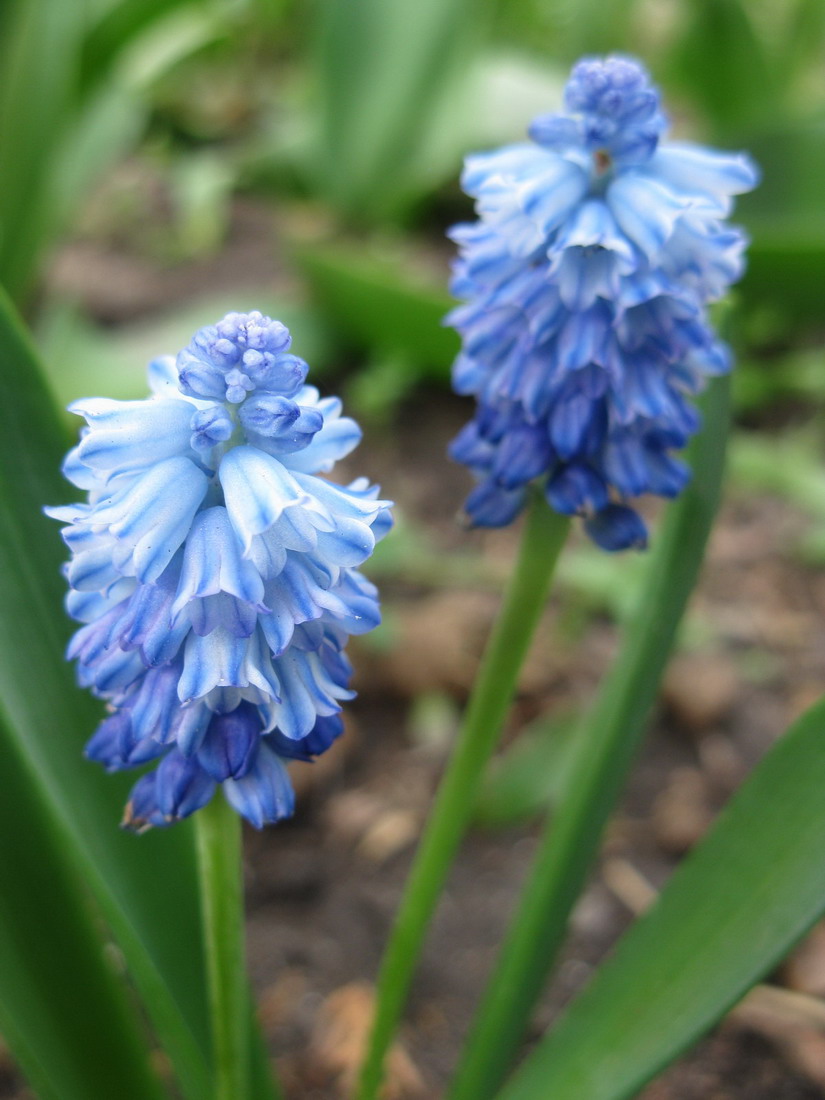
[447,54,758,550]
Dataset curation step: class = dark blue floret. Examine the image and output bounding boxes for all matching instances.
[465,481,527,528]
[268,714,345,761]
[86,713,166,770]
[155,753,216,819]
[546,464,608,516]
[584,504,648,552]
[123,774,170,833]
[223,746,295,828]
[197,706,260,781]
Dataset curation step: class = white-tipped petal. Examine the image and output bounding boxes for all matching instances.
[73,397,195,472]
[650,143,759,212]
[220,445,308,553]
[94,457,208,583]
[280,415,362,473]
[174,506,265,616]
[607,174,689,259]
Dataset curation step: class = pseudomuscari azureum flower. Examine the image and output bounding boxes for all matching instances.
[48,312,392,830]
[447,55,758,550]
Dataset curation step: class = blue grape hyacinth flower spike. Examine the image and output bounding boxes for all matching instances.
[48,311,392,830]
[447,54,758,551]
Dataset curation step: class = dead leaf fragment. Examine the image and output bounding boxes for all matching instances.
[308,982,425,1098]
[652,767,715,854]
[357,809,420,863]
[782,922,825,999]
[662,653,738,732]
[731,984,825,1088]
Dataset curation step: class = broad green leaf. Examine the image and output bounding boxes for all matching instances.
[742,234,825,326]
[468,53,566,149]
[735,112,825,331]
[732,350,825,413]
[313,0,488,220]
[81,0,206,91]
[344,354,421,423]
[0,0,85,302]
[669,0,779,137]
[113,5,229,92]
[500,693,825,1100]
[0,287,211,1097]
[779,0,825,86]
[557,0,640,58]
[0,727,166,1100]
[729,430,825,523]
[293,238,458,377]
[474,715,579,828]
[51,82,146,232]
[0,0,217,302]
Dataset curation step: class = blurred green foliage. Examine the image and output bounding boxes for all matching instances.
[730,428,825,563]
[1,0,819,431]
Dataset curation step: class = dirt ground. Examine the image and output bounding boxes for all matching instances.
[5,198,823,1099]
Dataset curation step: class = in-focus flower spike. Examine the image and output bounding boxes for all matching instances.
[49,312,392,830]
[447,54,758,550]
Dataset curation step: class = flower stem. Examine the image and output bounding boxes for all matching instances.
[356,494,571,1100]
[196,794,250,1100]
[446,375,731,1100]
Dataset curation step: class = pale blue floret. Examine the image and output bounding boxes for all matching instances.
[447,55,758,549]
[49,312,391,830]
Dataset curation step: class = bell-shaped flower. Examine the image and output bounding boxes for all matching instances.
[49,311,392,829]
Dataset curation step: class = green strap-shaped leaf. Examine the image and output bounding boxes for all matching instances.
[0,287,211,1096]
[313,0,487,220]
[0,0,84,302]
[80,0,200,92]
[293,238,458,376]
[500,693,825,1100]
[668,0,779,137]
[0,726,166,1100]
